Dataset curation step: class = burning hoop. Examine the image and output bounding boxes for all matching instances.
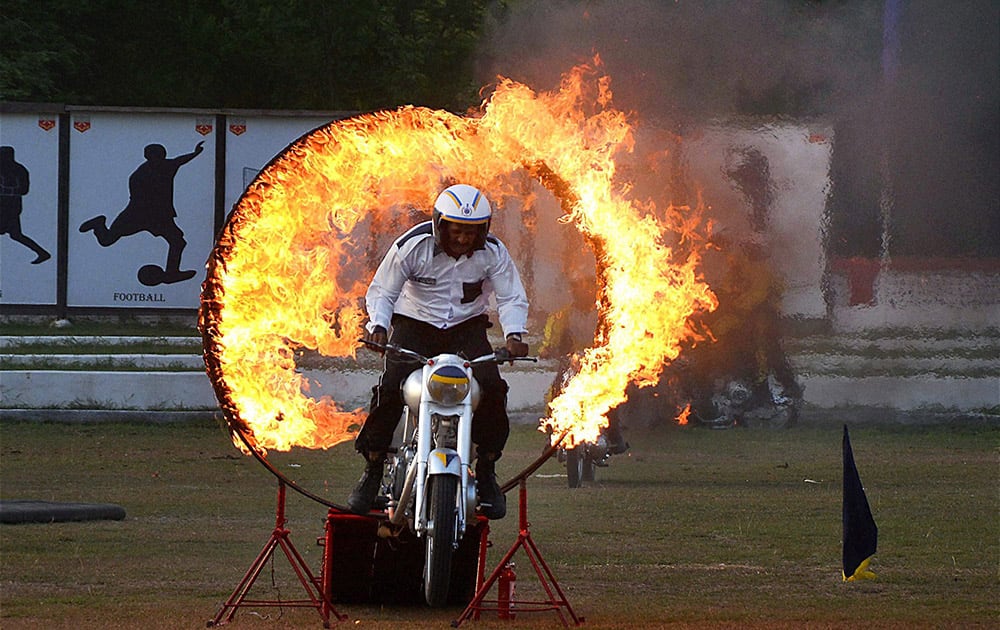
[199,60,716,481]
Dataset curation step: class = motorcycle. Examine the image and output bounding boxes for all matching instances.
[554,415,629,488]
[546,358,629,488]
[689,373,801,429]
[361,340,536,607]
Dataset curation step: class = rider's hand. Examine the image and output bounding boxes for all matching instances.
[505,333,529,359]
[363,325,388,353]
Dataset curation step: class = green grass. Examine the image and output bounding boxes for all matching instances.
[1,418,997,629]
[782,326,1000,342]
[787,344,1000,360]
[3,341,204,354]
[1,360,202,373]
[0,320,200,337]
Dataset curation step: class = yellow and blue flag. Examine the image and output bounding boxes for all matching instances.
[842,425,877,581]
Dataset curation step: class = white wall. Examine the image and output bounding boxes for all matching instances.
[829,266,1000,331]
[0,107,347,311]
[3,108,996,334]
[682,120,834,320]
[223,115,335,215]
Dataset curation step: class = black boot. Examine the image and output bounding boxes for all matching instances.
[346,452,385,514]
[476,455,506,520]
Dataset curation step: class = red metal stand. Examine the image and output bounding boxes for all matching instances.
[453,478,583,627]
[208,480,346,628]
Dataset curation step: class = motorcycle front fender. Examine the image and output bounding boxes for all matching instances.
[427,448,463,476]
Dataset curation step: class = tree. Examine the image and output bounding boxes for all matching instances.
[1,0,505,111]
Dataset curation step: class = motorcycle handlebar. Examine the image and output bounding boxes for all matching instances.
[358,338,537,365]
[486,347,538,364]
[359,338,425,362]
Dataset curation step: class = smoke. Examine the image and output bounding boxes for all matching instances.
[478,0,1000,257]
[478,0,883,122]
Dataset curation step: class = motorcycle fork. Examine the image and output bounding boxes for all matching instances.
[413,402,432,536]
[413,385,474,543]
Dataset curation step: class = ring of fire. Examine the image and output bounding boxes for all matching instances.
[199,60,716,459]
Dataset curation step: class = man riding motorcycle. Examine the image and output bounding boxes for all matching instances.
[348,183,530,519]
[681,235,802,424]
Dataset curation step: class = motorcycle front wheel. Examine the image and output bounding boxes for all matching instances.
[424,474,458,607]
[566,446,595,488]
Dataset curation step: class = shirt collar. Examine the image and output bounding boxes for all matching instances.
[434,242,484,259]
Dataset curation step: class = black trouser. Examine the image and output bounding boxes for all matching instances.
[354,314,510,460]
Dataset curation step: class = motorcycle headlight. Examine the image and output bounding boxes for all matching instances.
[426,365,471,405]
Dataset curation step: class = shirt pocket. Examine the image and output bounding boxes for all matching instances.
[461,279,485,304]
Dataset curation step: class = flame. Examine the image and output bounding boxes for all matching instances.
[200,58,716,454]
[676,403,692,427]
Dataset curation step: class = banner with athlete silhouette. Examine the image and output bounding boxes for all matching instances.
[0,112,59,305]
[67,111,217,308]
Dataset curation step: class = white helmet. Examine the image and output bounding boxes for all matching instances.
[432,184,492,250]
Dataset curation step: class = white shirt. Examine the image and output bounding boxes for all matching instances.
[365,221,529,337]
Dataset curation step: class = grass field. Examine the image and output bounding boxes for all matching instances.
[1,416,997,629]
